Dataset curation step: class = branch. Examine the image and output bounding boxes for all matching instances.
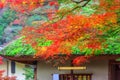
[20,0,91,28]
[22,0,91,23]
[71,0,85,4]
[82,0,91,7]
[57,0,91,20]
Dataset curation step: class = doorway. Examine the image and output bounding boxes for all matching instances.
[115,64,120,80]
[109,61,120,80]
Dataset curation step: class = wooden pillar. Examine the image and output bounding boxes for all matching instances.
[6,60,9,77]
[71,60,74,80]
[34,61,37,80]
[70,60,73,74]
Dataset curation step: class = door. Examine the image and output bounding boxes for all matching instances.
[115,64,120,80]
[110,61,120,80]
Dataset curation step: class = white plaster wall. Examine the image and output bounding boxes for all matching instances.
[37,60,108,80]
[0,59,25,80]
[9,61,25,80]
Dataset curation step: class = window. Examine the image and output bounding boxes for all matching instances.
[53,74,59,80]
[11,61,16,74]
[59,74,92,80]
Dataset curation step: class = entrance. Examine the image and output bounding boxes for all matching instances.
[109,61,120,80]
[115,64,120,80]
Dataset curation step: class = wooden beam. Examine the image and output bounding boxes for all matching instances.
[1,54,120,64]
[58,67,86,70]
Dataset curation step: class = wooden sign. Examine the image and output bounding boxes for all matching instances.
[58,66,86,70]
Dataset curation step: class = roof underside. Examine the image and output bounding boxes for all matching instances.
[1,54,120,65]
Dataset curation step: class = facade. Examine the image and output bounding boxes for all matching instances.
[37,59,109,80]
[0,58,25,80]
[1,55,120,80]
[36,56,120,80]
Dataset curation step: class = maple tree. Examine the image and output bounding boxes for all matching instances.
[0,0,120,65]
[21,0,120,65]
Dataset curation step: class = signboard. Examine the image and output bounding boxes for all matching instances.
[53,74,59,80]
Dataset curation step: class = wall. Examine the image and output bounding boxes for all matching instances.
[0,59,25,80]
[37,60,109,80]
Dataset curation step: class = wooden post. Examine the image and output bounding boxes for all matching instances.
[71,60,74,80]
[7,60,9,77]
[34,61,37,80]
[71,60,73,74]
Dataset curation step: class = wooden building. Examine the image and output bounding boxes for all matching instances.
[1,55,120,80]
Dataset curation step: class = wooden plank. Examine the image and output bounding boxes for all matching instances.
[58,67,86,70]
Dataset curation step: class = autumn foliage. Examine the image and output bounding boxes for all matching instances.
[0,0,58,13]
[22,12,118,65]
[1,0,120,65]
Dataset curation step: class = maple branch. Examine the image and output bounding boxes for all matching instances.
[82,0,91,7]
[71,0,85,4]
[69,0,91,14]
[26,0,91,31]
[26,0,90,17]
[55,0,91,21]
[21,0,91,26]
